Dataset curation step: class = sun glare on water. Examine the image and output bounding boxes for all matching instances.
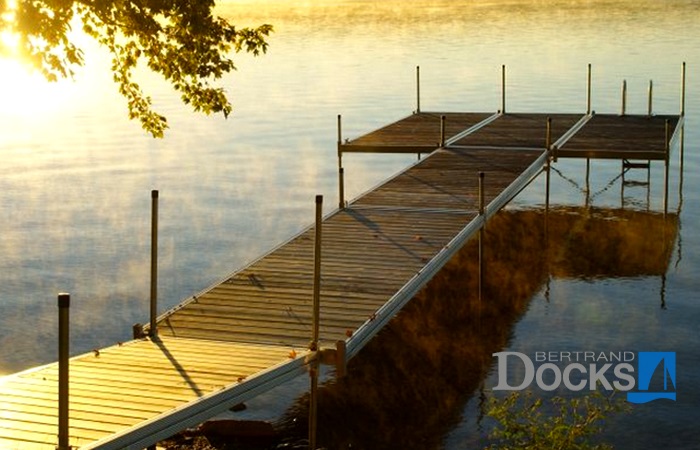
[0,20,78,118]
[0,58,77,118]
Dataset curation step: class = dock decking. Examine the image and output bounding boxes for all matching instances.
[0,108,683,449]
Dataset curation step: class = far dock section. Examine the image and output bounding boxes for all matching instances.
[340,111,682,160]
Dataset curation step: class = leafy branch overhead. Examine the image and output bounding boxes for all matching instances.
[2,0,272,137]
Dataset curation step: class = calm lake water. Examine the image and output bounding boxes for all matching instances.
[1,0,698,448]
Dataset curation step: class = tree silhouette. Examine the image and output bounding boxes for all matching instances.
[1,0,272,137]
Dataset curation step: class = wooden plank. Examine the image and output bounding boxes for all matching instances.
[1,379,184,409]
[0,436,56,450]
[0,409,136,432]
[0,417,111,442]
[0,395,155,421]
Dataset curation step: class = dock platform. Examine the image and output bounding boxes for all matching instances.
[0,105,684,449]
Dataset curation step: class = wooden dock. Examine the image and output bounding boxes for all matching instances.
[0,104,684,448]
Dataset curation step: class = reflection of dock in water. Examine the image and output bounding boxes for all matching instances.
[547,207,678,279]
[0,64,685,449]
[275,207,680,449]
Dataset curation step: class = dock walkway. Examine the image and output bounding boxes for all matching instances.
[0,109,683,449]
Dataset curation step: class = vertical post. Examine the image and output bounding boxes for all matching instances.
[309,195,323,450]
[57,293,70,450]
[586,63,592,115]
[621,80,627,116]
[440,115,446,147]
[681,61,686,117]
[678,64,686,197]
[478,172,485,306]
[337,115,345,209]
[648,80,653,116]
[311,195,323,348]
[478,172,485,222]
[501,64,506,114]
[150,190,158,337]
[664,119,670,216]
[416,65,421,114]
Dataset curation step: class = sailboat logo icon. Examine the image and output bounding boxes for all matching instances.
[627,352,676,404]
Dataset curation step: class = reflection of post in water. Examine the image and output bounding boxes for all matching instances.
[585,158,591,208]
[675,126,685,270]
[476,380,487,432]
[660,274,667,310]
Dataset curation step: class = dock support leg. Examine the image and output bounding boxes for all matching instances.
[311,195,323,350]
[57,293,70,450]
[309,195,323,450]
[337,115,345,209]
[648,80,653,117]
[586,63,592,115]
[478,172,485,306]
[440,115,446,147]
[545,161,550,213]
[416,65,421,114]
[150,190,159,337]
[621,79,627,116]
[545,159,551,240]
[681,61,686,117]
[501,65,506,114]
